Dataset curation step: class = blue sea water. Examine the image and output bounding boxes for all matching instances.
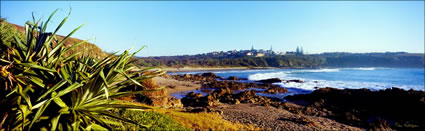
[170,67,425,99]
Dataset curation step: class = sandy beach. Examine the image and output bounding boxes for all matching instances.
[215,103,362,130]
[153,77,201,95]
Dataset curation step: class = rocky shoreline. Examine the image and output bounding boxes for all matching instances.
[148,72,424,130]
[285,87,425,130]
[164,67,277,73]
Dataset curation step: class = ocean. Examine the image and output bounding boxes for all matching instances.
[170,67,425,99]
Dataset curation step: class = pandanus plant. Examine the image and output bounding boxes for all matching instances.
[0,9,164,130]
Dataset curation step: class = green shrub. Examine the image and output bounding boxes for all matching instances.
[0,9,163,130]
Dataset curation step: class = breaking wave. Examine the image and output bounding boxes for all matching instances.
[344,67,376,70]
[247,68,424,91]
[275,80,424,91]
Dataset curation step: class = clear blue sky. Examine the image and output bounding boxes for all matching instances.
[1,1,424,56]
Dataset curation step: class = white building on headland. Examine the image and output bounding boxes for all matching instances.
[205,45,277,57]
[244,45,275,57]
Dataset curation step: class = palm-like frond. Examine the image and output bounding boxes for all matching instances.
[0,9,163,130]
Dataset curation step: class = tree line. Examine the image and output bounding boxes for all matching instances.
[132,53,424,68]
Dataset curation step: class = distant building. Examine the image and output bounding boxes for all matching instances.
[227,50,237,54]
[255,53,265,57]
[204,45,277,57]
[275,51,284,55]
[208,51,219,55]
[286,51,296,55]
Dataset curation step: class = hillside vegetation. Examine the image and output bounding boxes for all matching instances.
[135,53,424,68]
[1,19,108,58]
[135,55,326,68]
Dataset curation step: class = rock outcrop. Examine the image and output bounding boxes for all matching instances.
[284,87,425,130]
[172,72,221,82]
[256,78,282,83]
[181,88,274,107]
[120,78,183,108]
[203,80,281,90]
[286,80,304,83]
[226,76,239,80]
[201,72,217,77]
[260,86,289,94]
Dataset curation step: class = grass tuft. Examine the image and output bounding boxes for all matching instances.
[120,110,189,131]
[156,109,260,130]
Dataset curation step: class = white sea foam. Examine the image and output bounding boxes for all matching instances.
[344,67,376,70]
[248,69,341,80]
[275,79,425,91]
[248,69,424,91]
[248,71,295,80]
[212,69,269,74]
[290,69,340,73]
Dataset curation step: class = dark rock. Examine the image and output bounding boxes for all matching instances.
[202,72,216,77]
[213,87,234,97]
[257,78,282,83]
[284,87,425,130]
[181,92,209,107]
[185,107,213,113]
[183,74,193,78]
[227,76,238,80]
[368,117,392,130]
[171,73,219,82]
[261,86,288,94]
[204,80,247,90]
[186,92,203,98]
[181,88,276,108]
[185,107,205,113]
[172,74,280,91]
[167,97,183,108]
[200,88,214,93]
[286,79,304,83]
[203,80,280,90]
[239,78,248,80]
